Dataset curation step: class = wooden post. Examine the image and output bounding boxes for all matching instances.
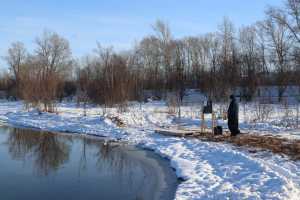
[212,112,215,134]
[297,102,299,129]
[201,112,205,133]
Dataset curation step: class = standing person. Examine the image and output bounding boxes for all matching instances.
[227,95,240,136]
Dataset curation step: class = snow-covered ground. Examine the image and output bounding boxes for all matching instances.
[1,100,300,199]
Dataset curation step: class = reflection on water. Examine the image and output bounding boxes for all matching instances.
[0,126,178,200]
[6,127,70,175]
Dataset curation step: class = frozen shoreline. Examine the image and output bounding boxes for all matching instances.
[1,101,300,199]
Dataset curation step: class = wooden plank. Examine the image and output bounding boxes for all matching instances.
[155,128,197,137]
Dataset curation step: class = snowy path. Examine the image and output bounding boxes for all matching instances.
[1,101,300,199]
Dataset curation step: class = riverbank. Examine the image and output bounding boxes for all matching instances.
[1,100,300,199]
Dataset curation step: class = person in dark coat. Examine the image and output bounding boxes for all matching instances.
[228,95,240,136]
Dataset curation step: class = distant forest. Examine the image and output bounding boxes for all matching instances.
[1,0,300,112]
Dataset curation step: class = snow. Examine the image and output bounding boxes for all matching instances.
[1,100,300,199]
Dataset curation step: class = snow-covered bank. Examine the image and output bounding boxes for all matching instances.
[1,101,300,199]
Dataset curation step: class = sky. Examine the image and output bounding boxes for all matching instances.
[0,0,283,69]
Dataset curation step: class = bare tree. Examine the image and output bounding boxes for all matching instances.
[205,33,221,100]
[5,5,300,107]
[137,36,162,93]
[19,31,72,112]
[260,15,293,102]
[267,0,300,44]
[255,22,270,83]
[266,1,300,93]
[218,17,240,99]
[152,20,174,91]
[239,25,260,100]
[76,58,92,116]
[5,42,27,98]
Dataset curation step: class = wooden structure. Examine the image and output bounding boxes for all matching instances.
[201,100,217,134]
[200,111,217,134]
[155,128,200,137]
[155,100,219,137]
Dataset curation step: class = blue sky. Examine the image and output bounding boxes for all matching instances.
[0,0,283,69]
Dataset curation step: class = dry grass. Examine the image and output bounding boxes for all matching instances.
[195,132,300,160]
[107,115,125,127]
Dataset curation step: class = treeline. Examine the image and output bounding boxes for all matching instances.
[2,0,300,111]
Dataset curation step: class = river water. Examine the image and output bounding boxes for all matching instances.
[0,126,178,200]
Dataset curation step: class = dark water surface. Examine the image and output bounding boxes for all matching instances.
[0,126,178,200]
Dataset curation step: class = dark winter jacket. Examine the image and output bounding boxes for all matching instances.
[228,96,239,134]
